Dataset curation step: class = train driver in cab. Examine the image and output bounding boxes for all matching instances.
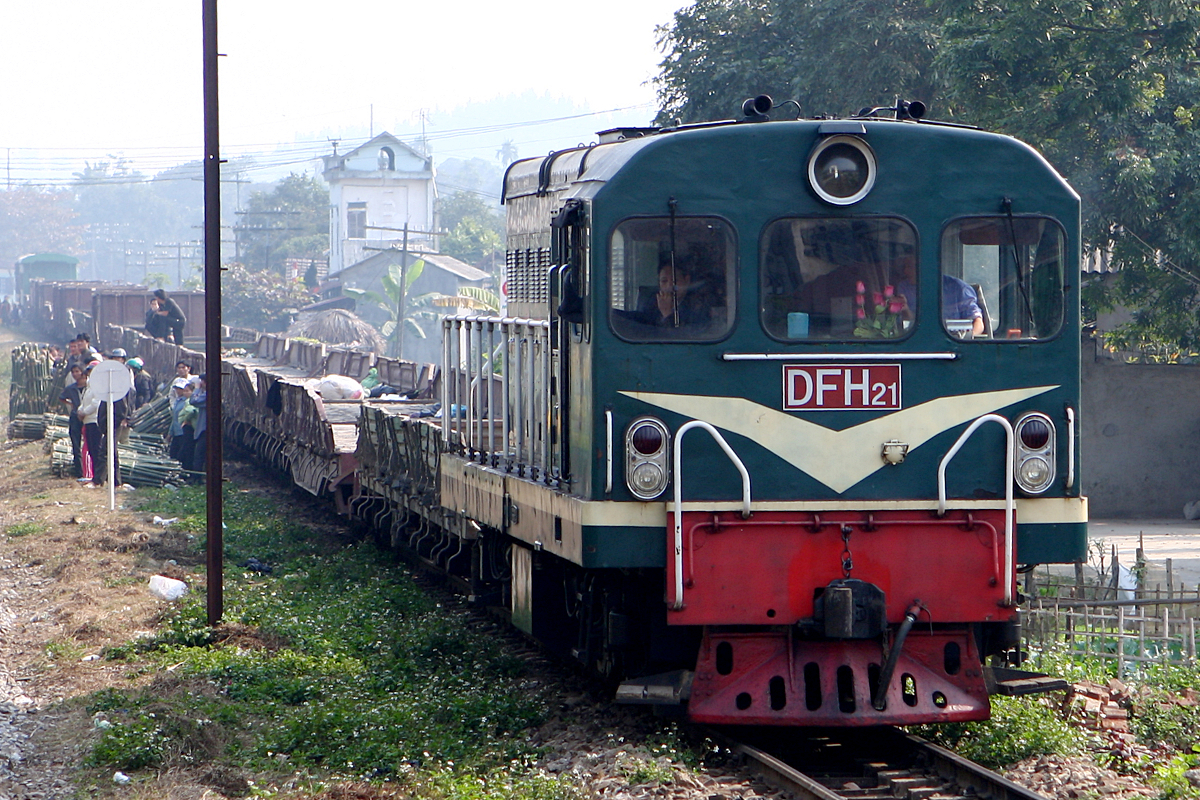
[633,255,711,329]
[892,244,984,336]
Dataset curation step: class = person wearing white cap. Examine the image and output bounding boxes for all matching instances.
[168,377,195,467]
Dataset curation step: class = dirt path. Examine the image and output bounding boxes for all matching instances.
[0,400,198,800]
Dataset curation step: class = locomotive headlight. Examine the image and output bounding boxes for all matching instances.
[808,135,877,206]
[1018,456,1051,488]
[625,417,670,499]
[630,462,665,495]
[1014,413,1056,494]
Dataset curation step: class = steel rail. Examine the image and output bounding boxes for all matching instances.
[905,732,1051,800]
[708,727,1050,800]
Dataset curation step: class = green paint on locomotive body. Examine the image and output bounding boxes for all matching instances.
[519,118,1085,565]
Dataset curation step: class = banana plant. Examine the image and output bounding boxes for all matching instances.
[343,258,425,358]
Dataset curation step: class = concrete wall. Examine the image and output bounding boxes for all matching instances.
[1081,338,1200,518]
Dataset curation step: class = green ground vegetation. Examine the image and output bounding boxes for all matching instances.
[4,521,45,538]
[83,483,581,798]
[918,651,1200,798]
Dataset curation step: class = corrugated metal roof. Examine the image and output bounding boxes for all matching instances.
[420,253,489,282]
[331,249,489,282]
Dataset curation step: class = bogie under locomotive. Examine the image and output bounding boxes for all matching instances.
[439,100,1087,727]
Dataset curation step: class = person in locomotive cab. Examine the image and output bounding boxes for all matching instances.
[634,256,711,328]
[892,245,984,336]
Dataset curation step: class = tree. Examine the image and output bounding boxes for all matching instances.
[438,192,503,267]
[220,263,314,333]
[934,0,1200,355]
[235,173,329,275]
[0,188,85,267]
[73,160,191,241]
[496,140,519,165]
[144,272,170,290]
[653,0,940,125]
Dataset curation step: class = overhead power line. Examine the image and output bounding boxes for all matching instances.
[1,103,655,186]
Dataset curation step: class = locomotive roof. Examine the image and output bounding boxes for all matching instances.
[501,117,1075,207]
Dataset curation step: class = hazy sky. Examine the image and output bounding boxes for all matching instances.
[0,0,690,184]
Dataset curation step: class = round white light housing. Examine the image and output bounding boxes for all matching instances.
[625,417,670,499]
[1014,412,1056,494]
[808,135,877,205]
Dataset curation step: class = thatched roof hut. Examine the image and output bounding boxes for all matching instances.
[286,309,385,352]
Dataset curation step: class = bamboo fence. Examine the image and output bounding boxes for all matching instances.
[1022,535,1200,677]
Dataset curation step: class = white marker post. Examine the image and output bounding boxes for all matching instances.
[89,360,133,510]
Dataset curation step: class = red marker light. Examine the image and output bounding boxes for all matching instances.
[631,424,664,456]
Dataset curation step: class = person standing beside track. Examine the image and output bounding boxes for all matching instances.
[58,364,88,479]
[169,378,195,468]
[189,374,208,474]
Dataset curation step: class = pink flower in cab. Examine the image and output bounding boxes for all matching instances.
[855,307,867,320]
[888,300,905,314]
[872,292,885,306]
[884,285,895,298]
[855,280,866,294]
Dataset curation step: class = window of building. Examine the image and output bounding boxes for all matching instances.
[347,202,367,239]
[940,217,1065,340]
[760,217,917,340]
[609,217,736,342]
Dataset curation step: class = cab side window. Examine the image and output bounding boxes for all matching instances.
[940,217,1065,340]
[609,217,736,342]
[760,217,917,340]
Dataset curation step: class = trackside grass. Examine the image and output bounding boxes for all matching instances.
[84,482,582,798]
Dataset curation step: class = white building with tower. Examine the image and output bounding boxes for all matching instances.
[322,132,437,274]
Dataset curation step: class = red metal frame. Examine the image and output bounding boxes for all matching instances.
[667,509,1015,625]
[688,627,991,726]
[669,508,1011,725]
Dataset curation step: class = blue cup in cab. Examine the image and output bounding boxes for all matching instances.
[787,312,810,338]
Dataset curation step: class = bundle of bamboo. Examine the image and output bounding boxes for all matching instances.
[8,344,60,419]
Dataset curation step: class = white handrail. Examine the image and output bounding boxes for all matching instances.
[936,413,1015,606]
[671,420,752,610]
[604,409,613,494]
[1066,406,1075,490]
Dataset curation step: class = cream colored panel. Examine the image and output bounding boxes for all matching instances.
[441,459,506,530]
[622,386,1057,494]
[1016,496,1088,524]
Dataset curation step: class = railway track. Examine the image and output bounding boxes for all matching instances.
[713,726,1049,800]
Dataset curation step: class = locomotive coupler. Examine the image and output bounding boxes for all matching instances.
[813,578,886,639]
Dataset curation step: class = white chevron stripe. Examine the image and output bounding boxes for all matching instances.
[620,386,1057,493]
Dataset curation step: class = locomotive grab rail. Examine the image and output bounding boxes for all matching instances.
[671,420,752,610]
[721,352,958,361]
[1066,406,1076,490]
[936,413,1015,606]
[605,409,614,494]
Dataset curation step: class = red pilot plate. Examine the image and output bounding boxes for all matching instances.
[783,364,901,411]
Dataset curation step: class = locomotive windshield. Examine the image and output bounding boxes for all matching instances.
[760,217,918,340]
[609,217,736,342]
[940,217,1066,340]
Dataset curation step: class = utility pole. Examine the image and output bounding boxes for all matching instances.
[202,0,224,627]
[397,223,409,360]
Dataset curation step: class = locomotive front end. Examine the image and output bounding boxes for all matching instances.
[590,113,1086,726]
